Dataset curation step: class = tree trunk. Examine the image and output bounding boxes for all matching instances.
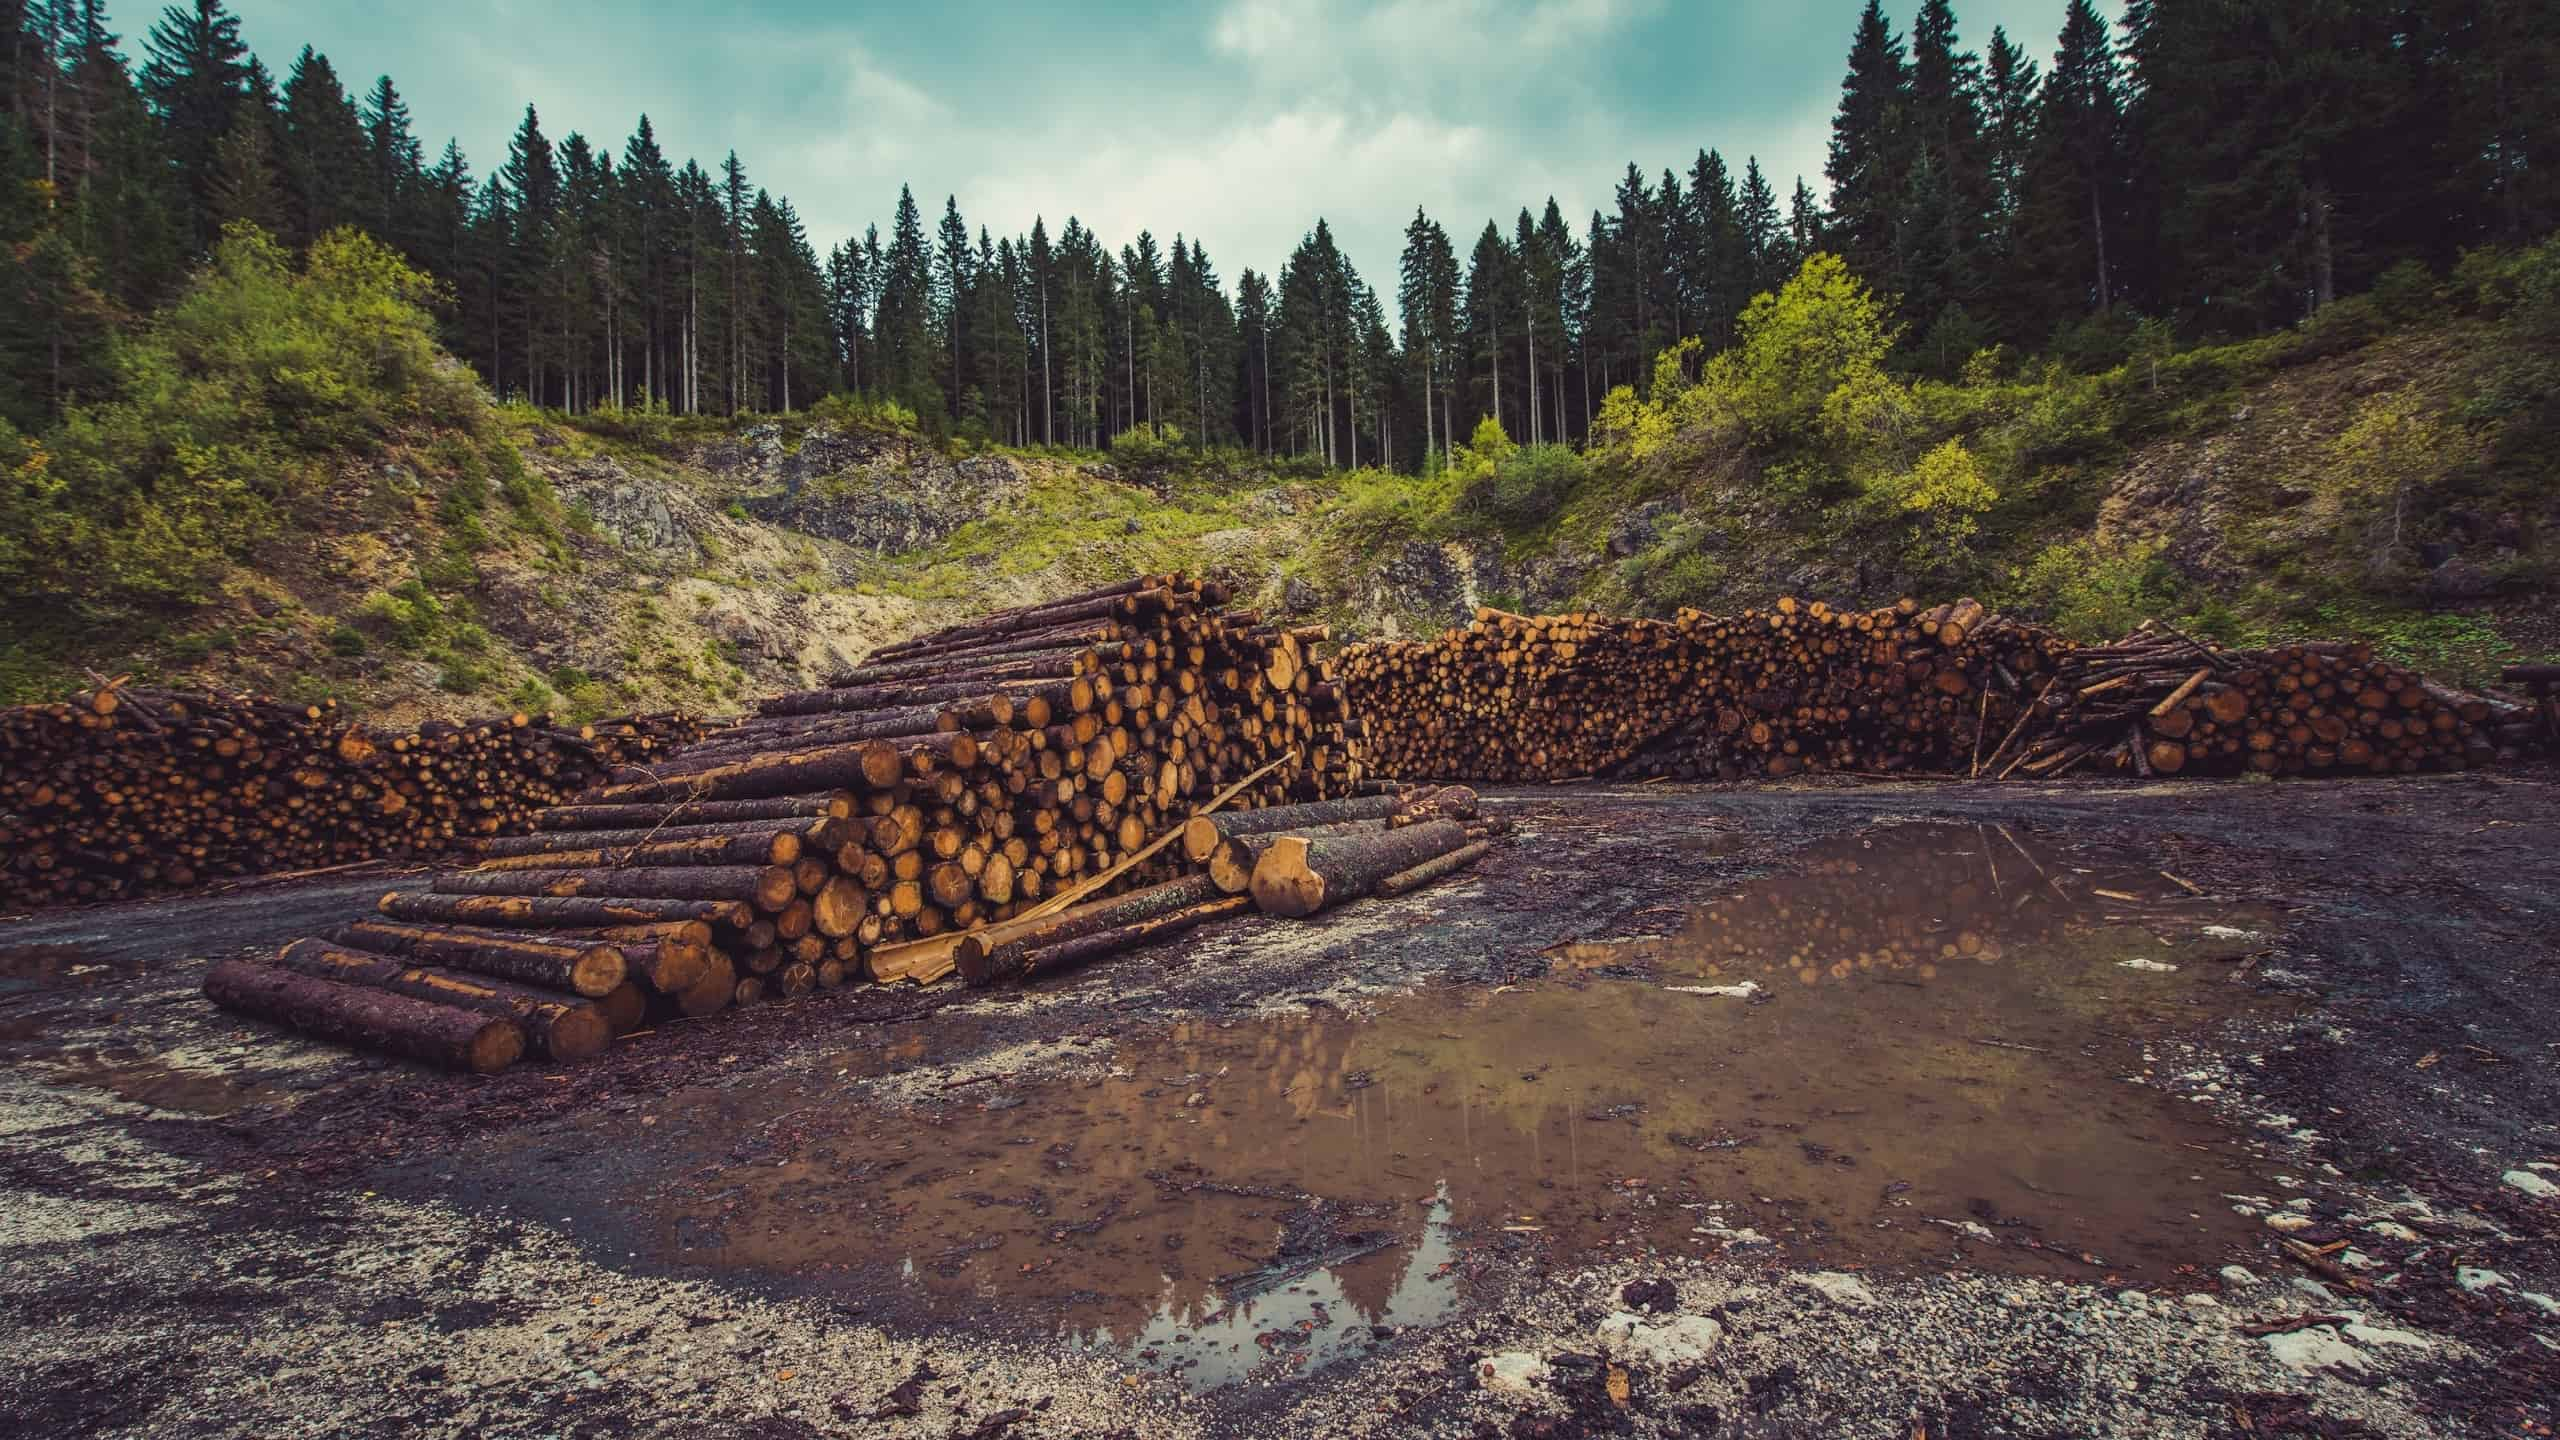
[276,938,609,1061]
[378,890,755,931]
[205,957,524,1073]
[1249,819,1471,918]
[322,918,629,997]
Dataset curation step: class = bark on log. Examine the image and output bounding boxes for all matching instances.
[469,831,803,872]
[1249,819,1471,918]
[376,891,755,931]
[958,872,1225,985]
[275,938,609,1061]
[996,896,1250,985]
[1180,793,1400,860]
[429,864,800,911]
[323,918,628,997]
[204,957,524,1073]
[1372,839,1497,899]
[535,792,853,832]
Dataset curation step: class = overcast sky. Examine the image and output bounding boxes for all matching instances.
[223,0,2094,285]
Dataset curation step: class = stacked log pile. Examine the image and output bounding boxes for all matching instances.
[0,683,706,909]
[1342,598,2067,782]
[1997,626,2542,778]
[212,575,1487,1071]
[1342,599,2539,783]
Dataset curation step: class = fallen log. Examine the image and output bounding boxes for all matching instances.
[997,895,1251,985]
[1180,793,1400,861]
[1373,839,1497,899]
[377,891,754,930]
[204,957,524,1073]
[534,792,854,832]
[957,873,1225,985]
[321,918,628,998]
[1249,819,1472,918]
[428,864,800,911]
[275,939,610,1061]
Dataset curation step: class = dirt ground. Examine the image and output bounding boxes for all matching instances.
[3,773,2556,1440]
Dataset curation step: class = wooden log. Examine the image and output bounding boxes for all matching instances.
[377,891,755,930]
[204,958,524,1073]
[468,831,803,872]
[1373,839,1497,899]
[577,738,909,804]
[1180,792,1401,860]
[274,939,609,1061]
[535,792,852,832]
[1249,819,1471,918]
[994,896,1251,985]
[957,873,1225,985]
[429,864,800,911]
[323,918,628,998]
[670,950,736,1019]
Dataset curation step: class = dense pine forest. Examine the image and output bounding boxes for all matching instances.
[9,0,2550,450]
[1,0,2555,711]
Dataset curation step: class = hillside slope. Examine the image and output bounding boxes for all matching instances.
[8,266,2553,717]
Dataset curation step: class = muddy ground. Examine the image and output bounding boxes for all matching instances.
[3,775,2556,1440]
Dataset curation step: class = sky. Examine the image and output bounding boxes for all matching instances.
[222,0,2092,288]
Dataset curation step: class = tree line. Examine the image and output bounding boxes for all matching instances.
[3,0,2553,461]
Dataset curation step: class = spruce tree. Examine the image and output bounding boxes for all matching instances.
[138,0,252,248]
[1825,0,1912,296]
[2018,0,2126,323]
[278,46,365,248]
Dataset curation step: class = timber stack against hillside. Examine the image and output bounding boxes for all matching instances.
[1341,599,2542,783]
[0,687,706,909]
[212,575,1514,1071]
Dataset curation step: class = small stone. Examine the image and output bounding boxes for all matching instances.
[2365,1221,2420,1242]
[2503,1170,2559,1201]
[1789,1272,1877,1310]
[2456,1268,2511,1294]
[1183,1092,1208,1108]
[2182,1294,2220,1310]
[1475,1352,1549,1396]
[1596,1312,1725,1368]
[2117,958,2178,973]
[2264,1213,2315,1233]
[2265,1327,2365,1372]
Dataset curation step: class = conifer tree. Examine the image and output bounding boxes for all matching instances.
[138,0,252,247]
[1825,0,1912,296]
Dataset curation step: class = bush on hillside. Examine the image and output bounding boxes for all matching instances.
[0,225,480,614]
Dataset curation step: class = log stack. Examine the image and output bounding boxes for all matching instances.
[1341,598,2069,782]
[213,574,1454,1069]
[0,684,706,909]
[1341,599,2538,783]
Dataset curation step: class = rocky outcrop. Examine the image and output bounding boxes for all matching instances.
[738,424,1027,554]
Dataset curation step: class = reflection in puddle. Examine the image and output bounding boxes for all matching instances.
[39,1048,289,1115]
[646,824,2279,1390]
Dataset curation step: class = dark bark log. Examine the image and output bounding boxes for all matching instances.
[487,816,846,858]
[323,918,629,997]
[535,792,853,832]
[957,873,1223,984]
[429,864,800,911]
[275,939,609,1060]
[995,896,1249,985]
[1372,839,1496,899]
[470,831,803,872]
[376,891,755,931]
[205,957,524,1073]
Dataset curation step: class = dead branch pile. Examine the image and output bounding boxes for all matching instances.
[214,576,1510,1071]
[1,683,706,909]
[1341,599,2539,783]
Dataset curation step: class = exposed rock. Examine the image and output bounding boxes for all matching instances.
[2456,1267,2510,1293]
[1283,577,1320,614]
[738,425,1028,554]
[1595,1312,1723,1369]
[1787,1272,1877,1310]
[2265,1325,2366,1372]
[2503,1168,2559,1200]
[1474,1351,1549,1396]
[552,460,707,559]
[1606,502,1678,559]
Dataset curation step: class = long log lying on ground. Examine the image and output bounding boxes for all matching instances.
[275,939,610,1061]
[322,918,633,997]
[1249,819,1473,918]
[377,891,755,930]
[428,863,801,910]
[204,957,525,1073]
[956,872,1225,985]
[1374,839,1498,899]
[997,895,1252,985]
[533,792,853,832]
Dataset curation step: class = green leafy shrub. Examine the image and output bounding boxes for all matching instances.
[325,623,367,656]
[2010,536,2183,641]
[1457,436,1584,530]
[1,225,480,614]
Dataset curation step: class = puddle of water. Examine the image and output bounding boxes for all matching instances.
[0,944,122,996]
[640,824,2279,1390]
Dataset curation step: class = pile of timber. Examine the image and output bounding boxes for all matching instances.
[0,682,707,909]
[1341,598,2540,784]
[212,576,1496,1072]
[1341,598,2070,782]
[1995,625,2543,778]
[2501,664,2560,752]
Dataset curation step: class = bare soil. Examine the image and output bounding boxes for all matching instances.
[3,772,2556,1439]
